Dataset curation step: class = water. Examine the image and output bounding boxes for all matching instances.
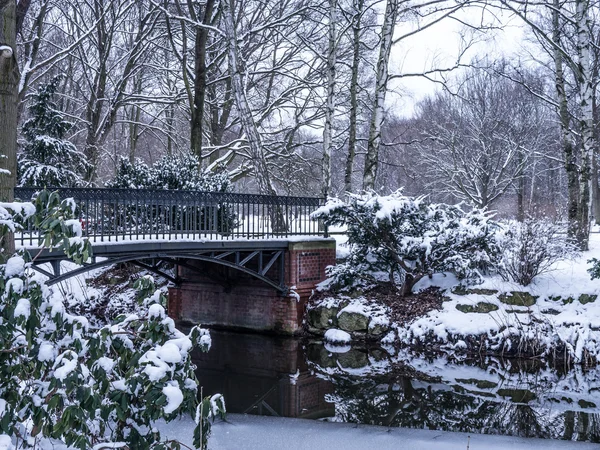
[192,330,600,443]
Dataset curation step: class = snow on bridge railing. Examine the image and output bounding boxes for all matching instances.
[14,187,328,246]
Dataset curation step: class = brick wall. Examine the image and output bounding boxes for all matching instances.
[169,239,336,334]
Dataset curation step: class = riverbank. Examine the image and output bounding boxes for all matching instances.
[161,414,600,450]
[310,232,600,364]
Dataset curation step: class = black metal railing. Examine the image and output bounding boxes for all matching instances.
[14,188,327,246]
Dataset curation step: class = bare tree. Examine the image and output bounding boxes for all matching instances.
[498,0,596,249]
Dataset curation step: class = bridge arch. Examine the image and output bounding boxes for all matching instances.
[31,247,288,293]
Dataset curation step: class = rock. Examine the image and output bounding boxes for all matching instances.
[578,294,598,305]
[475,380,498,389]
[307,326,325,336]
[369,348,388,362]
[505,309,528,314]
[337,349,369,369]
[456,378,498,389]
[338,310,369,332]
[578,399,597,408]
[324,328,351,344]
[456,302,499,313]
[498,291,537,307]
[368,319,390,336]
[497,388,536,403]
[307,305,338,329]
[541,308,561,316]
[305,344,337,369]
[451,286,498,296]
[452,285,469,295]
[468,288,498,296]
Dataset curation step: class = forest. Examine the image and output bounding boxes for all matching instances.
[1,0,598,250]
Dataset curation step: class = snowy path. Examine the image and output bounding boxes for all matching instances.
[163,414,599,450]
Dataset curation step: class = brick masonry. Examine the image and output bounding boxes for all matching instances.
[169,239,336,334]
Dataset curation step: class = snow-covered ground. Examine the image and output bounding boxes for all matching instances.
[397,233,600,361]
[160,414,599,450]
[317,231,600,363]
[10,414,597,450]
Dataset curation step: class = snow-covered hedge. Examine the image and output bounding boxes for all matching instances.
[0,191,223,449]
[313,191,498,295]
[107,154,230,192]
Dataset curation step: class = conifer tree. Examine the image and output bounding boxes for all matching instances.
[18,77,89,187]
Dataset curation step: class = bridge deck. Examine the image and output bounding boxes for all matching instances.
[27,236,333,261]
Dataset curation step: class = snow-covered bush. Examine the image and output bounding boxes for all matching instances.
[0,190,224,449]
[313,191,498,296]
[495,218,576,286]
[107,154,230,192]
[18,77,89,188]
[107,155,236,234]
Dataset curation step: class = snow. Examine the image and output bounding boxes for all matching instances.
[37,343,56,362]
[13,298,30,319]
[158,414,600,450]
[0,435,12,450]
[148,304,166,319]
[324,329,351,344]
[53,352,78,381]
[394,234,600,361]
[94,357,115,373]
[156,343,183,364]
[4,256,25,278]
[162,384,184,414]
[5,279,24,295]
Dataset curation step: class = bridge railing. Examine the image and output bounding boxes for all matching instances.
[14,188,327,246]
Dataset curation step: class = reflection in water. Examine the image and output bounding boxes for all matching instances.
[193,331,600,442]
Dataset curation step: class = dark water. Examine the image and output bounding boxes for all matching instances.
[192,330,600,443]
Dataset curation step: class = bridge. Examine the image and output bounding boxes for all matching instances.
[14,187,337,334]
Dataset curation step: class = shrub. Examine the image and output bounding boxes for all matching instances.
[107,154,230,192]
[313,191,498,296]
[0,191,224,449]
[495,218,576,286]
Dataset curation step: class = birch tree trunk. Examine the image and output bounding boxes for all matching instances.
[344,0,364,195]
[552,0,579,246]
[363,0,398,191]
[0,0,18,256]
[575,0,593,249]
[222,0,286,231]
[322,0,336,198]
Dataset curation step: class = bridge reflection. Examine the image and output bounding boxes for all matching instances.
[192,331,334,419]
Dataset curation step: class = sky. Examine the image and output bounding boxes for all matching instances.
[387,4,528,116]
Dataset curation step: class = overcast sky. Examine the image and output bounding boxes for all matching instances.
[386,6,528,116]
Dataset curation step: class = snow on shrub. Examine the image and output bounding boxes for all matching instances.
[0,190,224,449]
[313,191,498,296]
[107,154,230,192]
[495,218,576,286]
[18,77,89,188]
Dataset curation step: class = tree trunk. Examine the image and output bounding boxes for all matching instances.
[363,0,398,191]
[344,0,364,195]
[190,0,215,163]
[321,0,336,198]
[222,0,285,231]
[575,0,593,250]
[0,0,18,257]
[553,0,580,246]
